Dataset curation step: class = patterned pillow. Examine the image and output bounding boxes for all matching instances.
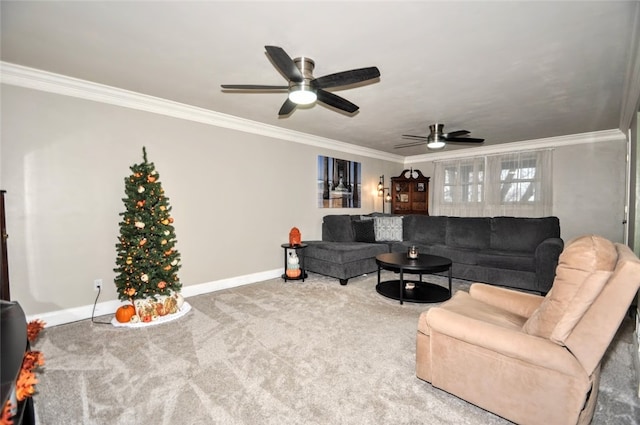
[374,216,403,242]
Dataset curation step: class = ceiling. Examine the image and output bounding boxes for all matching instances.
[1,1,638,157]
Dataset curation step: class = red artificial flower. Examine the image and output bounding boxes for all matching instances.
[26,320,46,342]
[16,351,45,402]
[0,400,13,425]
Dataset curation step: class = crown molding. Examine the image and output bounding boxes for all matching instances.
[0,61,404,163]
[404,128,626,164]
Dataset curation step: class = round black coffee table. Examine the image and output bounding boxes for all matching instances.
[375,253,452,304]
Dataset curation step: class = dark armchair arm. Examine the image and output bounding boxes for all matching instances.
[534,237,564,294]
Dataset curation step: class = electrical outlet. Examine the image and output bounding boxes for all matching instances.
[94,279,102,291]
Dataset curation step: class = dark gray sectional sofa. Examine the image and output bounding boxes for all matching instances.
[301,214,563,294]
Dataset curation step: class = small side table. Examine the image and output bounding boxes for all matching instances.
[281,243,308,282]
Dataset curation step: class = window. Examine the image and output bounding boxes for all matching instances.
[437,157,485,216]
[433,149,552,217]
[498,154,538,203]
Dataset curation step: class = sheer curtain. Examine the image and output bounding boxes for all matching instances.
[433,156,485,216]
[432,149,552,217]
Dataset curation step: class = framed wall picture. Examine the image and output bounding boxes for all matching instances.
[317,155,362,208]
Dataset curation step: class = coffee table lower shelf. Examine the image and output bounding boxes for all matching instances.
[376,280,450,303]
[375,253,452,305]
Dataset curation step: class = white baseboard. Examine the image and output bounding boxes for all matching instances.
[27,269,282,327]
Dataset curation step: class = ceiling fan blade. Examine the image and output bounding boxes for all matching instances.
[401,134,429,140]
[444,130,470,138]
[317,89,359,113]
[221,84,288,90]
[265,45,303,82]
[278,98,297,116]
[313,67,381,89]
[395,141,428,149]
[446,137,485,143]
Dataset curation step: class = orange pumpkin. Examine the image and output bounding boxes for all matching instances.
[286,268,301,278]
[115,304,136,323]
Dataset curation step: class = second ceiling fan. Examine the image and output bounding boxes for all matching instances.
[396,124,485,150]
[221,45,381,116]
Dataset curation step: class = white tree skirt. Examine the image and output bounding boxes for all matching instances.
[111,302,191,328]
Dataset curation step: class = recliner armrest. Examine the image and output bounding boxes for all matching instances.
[426,307,583,376]
[469,283,544,318]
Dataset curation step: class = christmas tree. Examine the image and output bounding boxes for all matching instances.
[114,147,182,304]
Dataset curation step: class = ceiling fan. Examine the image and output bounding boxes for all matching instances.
[396,124,485,150]
[221,45,380,116]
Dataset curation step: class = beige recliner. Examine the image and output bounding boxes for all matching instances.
[416,235,640,425]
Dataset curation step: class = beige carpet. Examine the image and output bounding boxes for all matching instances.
[32,272,639,424]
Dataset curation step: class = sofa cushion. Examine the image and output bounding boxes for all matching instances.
[427,245,480,265]
[475,251,535,272]
[490,217,560,252]
[523,235,617,341]
[323,215,355,242]
[549,270,612,344]
[373,216,403,242]
[446,217,491,249]
[304,241,388,264]
[403,215,447,244]
[352,219,376,243]
[423,291,528,335]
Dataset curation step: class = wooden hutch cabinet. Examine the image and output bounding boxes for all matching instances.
[391,169,430,215]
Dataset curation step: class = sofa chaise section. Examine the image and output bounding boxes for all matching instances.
[303,241,388,285]
[302,215,389,285]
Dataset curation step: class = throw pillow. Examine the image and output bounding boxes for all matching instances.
[522,235,617,341]
[352,220,376,243]
[323,215,355,242]
[373,216,403,242]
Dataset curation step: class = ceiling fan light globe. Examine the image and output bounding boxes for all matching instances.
[427,140,446,150]
[288,86,317,105]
